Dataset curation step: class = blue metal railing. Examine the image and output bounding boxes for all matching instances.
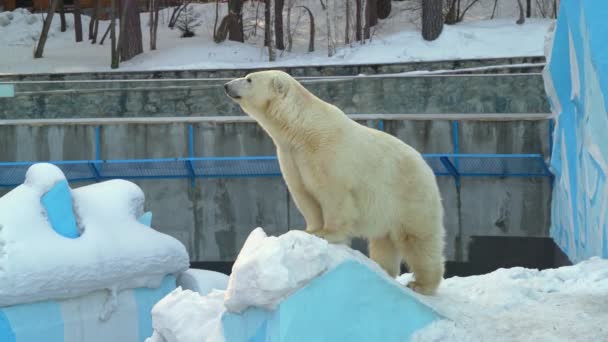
[0,154,551,188]
[0,120,554,188]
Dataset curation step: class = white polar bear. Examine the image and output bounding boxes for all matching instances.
[224,70,445,295]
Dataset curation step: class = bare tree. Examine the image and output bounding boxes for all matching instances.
[73,0,83,42]
[110,0,118,68]
[325,0,334,56]
[34,0,60,58]
[422,0,443,41]
[265,0,275,61]
[345,0,350,45]
[490,0,498,19]
[364,0,378,39]
[214,0,244,43]
[355,0,362,41]
[275,0,285,50]
[119,0,144,62]
[296,5,315,52]
[92,0,102,43]
[149,0,160,49]
[377,0,391,19]
[516,0,525,24]
[58,0,67,32]
[213,0,219,37]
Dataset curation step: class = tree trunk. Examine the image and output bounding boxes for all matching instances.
[516,0,525,24]
[355,0,362,41]
[274,0,285,50]
[526,0,531,17]
[297,6,314,52]
[119,0,144,62]
[74,0,83,42]
[59,0,66,32]
[264,0,270,47]
[364,0,378,39]
[89,0,97,39]
[149,0,159,50]
[345,0,350,45]
[110,0,119,68]
[377,0,390,19]
[213,0,219,37]
[325,0,334,56]
[265,0,275,61]
[490,0,498,19]
[286,4,292,51]
[91,0,101,42]
[34,0,60,58]
[445,0,458,24]
[422,0,443,41]
[228,0,244,42]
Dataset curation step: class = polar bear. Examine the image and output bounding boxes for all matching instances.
[224,70,445,295]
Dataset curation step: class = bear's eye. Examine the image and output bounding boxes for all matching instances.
[247,78,252,83]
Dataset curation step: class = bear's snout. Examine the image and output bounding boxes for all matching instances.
[224,81,241,100]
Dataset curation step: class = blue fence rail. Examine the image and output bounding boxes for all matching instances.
[0,154,552,188]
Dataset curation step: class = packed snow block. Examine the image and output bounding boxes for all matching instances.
[0,275,176,342]
[222,260,441,342]
[544,0,608,262]
[41,179,79,239]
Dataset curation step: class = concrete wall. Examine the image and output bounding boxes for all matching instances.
[0,119,552,263]
[544,0,608,262]
[0,56,545,81]
[0,74,550,119]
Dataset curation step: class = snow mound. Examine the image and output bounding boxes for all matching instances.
[147,227,391,342]
[0,163,190,307]
[223,227,387,313]
[407,257,608,342]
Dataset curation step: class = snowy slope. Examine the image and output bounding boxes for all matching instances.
[406,258,608,341]
[0,1,554,74]
[147,227,608,342]
[0,163,190,307]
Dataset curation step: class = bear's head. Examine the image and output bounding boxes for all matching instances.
[224,70,293,119]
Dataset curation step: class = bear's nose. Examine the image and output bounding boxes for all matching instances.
[224,83,229,92]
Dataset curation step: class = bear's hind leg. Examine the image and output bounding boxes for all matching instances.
[369,235,401,278]
[394,232,444,295]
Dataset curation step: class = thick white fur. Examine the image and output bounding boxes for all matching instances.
[224,70,445,295]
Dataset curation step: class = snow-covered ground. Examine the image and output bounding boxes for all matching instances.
[0,1,555,74]
[147,227,608,342]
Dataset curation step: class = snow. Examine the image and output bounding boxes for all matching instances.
[146,288,227,342]
[407,257,608,342]
[0,163,190,307]
[223,227,387,313]
[176,269,229,297]
[0,1,555,74]
[147,227,608,342]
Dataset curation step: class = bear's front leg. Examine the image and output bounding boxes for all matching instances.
[309,228,350,244]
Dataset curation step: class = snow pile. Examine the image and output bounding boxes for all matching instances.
[0,163,190,307]
[0,8,79,47]
[148,226,608,342]
[223,227,387,313]
[407,257,608,342]
[147,227,386,342]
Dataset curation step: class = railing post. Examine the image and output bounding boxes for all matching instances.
[187,124,195,187]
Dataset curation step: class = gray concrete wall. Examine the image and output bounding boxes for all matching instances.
[0,74,550,119]
[0,56,545,81]
[0,119,552,263]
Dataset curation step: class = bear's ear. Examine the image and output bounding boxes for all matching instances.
[271,76,288,97]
